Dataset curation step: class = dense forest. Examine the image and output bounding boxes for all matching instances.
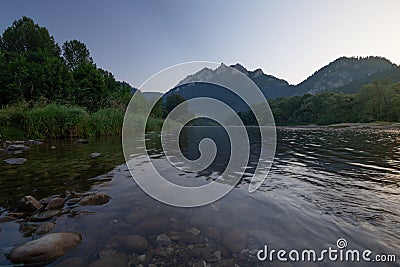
[239,79,400,126]
[0,16,133,110]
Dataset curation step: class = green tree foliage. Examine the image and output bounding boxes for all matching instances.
[0,16,141,114]
[72,62,107,112]
[241,80,400,126]
[62,40,93,70]
[0,16,59,56]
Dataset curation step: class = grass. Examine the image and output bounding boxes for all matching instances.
[0,103,164,140]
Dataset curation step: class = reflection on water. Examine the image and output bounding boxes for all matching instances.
[0,127,399,266]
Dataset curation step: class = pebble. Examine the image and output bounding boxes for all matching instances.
[156,233,171,246]
[187,227,201,236]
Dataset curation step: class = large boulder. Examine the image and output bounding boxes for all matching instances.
[7,232,82,264]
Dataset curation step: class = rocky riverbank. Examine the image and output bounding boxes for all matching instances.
[0,160,267,266]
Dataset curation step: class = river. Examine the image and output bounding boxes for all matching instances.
[0,127,399,266]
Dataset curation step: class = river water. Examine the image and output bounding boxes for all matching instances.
[0,127,399,266]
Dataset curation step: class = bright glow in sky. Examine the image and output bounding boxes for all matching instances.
[1,0,399,91]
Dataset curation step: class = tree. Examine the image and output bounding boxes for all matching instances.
[0,16,59,56]
[72,62,107,112]
[62,40,93,70]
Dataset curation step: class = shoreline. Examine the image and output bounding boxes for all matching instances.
[278,122,400,130]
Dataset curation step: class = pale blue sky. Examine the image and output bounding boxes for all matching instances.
[1,0,399,90]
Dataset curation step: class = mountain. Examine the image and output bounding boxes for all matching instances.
[295,56,398,95]
[164,56,400,109]
[177,63,294,99]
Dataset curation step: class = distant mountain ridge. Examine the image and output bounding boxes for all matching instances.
[173,56,399,100]
[295,56,398,95]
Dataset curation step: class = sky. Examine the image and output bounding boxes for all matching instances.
[1,0,400,92]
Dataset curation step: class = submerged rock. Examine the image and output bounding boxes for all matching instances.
[122,234,149,253]
[74,139,89,144]
[34,222,56,235]
[31,209,61,221]
[4,158,27,165]
[186,227,201,236]
[79,192,111,206]
[135,216,168,237]
[221,229,248,252]
[193,260,207,267]
[6,144,30,151]
[156,233,171,246]
[46,198,64,210]
[28,140,43,145]
[7,232,82,264]
[56,257,87,267]
[205,250,222,263]
[16,196,41,212]
[90,251,128,267]
[204,226,221,239]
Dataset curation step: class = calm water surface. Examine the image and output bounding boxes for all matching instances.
[0,127,399,266]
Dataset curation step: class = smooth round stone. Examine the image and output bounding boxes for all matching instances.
[7,232,82,264]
